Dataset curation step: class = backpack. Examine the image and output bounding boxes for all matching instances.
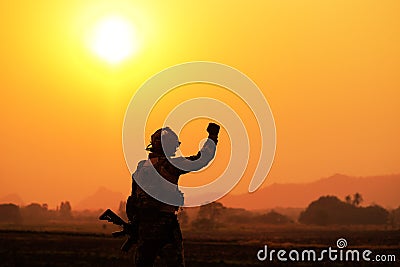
[126,158,184,218]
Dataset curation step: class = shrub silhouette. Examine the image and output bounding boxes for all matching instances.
[299,195,388,225]
[0,203,22,224]
[256,210,293,224]
[192,202,226,229]
[21,203,49,223]
[59,201,72,219]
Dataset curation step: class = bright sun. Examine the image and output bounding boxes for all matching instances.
[90,16,139,64]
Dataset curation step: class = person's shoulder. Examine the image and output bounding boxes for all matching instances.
[137,160,147,167]
[169,156,186,164]
[133,160,149,172]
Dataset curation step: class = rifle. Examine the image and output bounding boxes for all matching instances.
[99,209,138,252]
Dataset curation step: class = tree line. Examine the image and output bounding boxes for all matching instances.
[180,193,400,229]
[1,193,400,228]
[0,201,72,224]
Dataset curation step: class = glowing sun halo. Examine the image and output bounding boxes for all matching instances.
[90,16,139,64]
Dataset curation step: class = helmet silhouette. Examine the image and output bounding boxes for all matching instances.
[146,127,181,156]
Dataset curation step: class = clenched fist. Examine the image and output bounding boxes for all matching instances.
[207,123,220,136]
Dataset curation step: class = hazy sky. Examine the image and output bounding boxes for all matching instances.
[1,1,399,208]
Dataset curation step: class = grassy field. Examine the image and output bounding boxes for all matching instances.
[0,224,399,267]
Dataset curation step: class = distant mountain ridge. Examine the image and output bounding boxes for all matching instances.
[220,174,400,210]
[75,187,125,211]
[2,174,399,211]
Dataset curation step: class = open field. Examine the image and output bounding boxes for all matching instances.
[0,224,399,267]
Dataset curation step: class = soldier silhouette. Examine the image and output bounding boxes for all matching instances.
[126,122,220,267]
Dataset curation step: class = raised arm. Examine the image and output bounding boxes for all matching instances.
[171,123,220,174]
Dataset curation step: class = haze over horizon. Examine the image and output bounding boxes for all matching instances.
[2,173,399,211]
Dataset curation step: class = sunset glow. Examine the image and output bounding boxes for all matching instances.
[89,16,139,64]
[0,1,399,209]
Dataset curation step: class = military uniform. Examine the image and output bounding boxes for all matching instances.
[134,210,184,267]
[128,124,219,267]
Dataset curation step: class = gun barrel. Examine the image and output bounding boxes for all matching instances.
[99,209,127,226]
[99,208,137,252]
[112,230,126,238]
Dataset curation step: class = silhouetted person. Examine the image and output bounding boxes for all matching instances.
[126,123,220,267]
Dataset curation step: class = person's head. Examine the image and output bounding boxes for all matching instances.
[146,127,181,156]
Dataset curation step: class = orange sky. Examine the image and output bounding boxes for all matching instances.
[1,1,399,208]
